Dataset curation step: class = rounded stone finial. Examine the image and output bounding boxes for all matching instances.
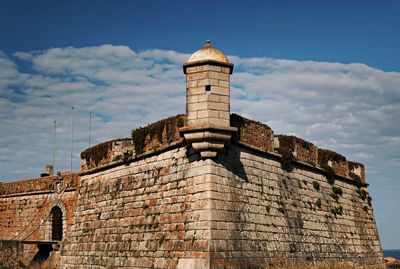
[186,40,230,65]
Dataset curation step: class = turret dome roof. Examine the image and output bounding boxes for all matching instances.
[186,40,230,64]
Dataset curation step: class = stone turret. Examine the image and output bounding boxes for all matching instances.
[183,40,233,127]
[180,41,237,158]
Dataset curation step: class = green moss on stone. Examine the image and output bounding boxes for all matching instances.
[332,186,343,196]
[315,198,322,208]
[330,205,343,217]
[312,181,320,191]
[277,147,296,172]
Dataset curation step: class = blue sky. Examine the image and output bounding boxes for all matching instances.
[0,0,399,249]
[2,0,400,71]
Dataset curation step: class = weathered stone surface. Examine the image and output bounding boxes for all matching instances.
[0,141,383,268]
[81,139,133,171]
[348,161,366,184]
[318,148,348,177]
[0,173,78,267]
[204,144,382,267]
[275,135,318,166]
[230,113,274,152]
[185,48,232,129]
[130,114,185,156]
[59,147,217,268]
[0,173,78,196]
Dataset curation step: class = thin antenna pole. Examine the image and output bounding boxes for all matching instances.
[53,120,56,170]
[89,111,92,147]
[70,106,74,172]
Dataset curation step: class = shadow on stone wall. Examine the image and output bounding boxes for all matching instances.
[216,147,248,182]
[29,244,52,268]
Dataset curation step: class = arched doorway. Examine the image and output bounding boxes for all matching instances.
[50,206,63,241]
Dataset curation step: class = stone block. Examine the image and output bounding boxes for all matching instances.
[186,65,222,73]
[207,71,230,81]
[208,65,223,72]
[185,66,203,73]
[219,111,230,120]
[221,67,231,74]
[187,86,206,95]
[198,94,220,103]
[187,102,208,112]
[220,95,229,103]
[197,110,220,119]
[218,80,229,87]
[187,118,209,127]
[207,101,229,111]
[210,86,229,96]
[188,72,208,80]
[197,78,219,87]
[187,95,199,104]
[187,80,198,87]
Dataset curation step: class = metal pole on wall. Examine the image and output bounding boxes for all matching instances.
[53,120,56,170]
[89,111,92,148]
[70,106,74,172]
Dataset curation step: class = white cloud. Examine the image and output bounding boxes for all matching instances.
[1,45,399,180]
[0,44,399,248]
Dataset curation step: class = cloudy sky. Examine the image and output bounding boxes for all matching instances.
[1,0,399,249]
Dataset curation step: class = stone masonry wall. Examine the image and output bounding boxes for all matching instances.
[61,146,217,269]
[0,118,382,268]
[58,142,383,269]
[0,174,78,266]
[0,173,78,196]
[0,177,78,241]
[0,191,77,240]
[204,144,383,268]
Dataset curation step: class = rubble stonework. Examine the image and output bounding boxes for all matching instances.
[0,42,384,268]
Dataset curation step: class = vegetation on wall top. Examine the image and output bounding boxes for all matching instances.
[348,161,365,184]
[275,135,316,172]
[230,113,274,152]
[79,113,367,187]
[81,140,113,166]
[276,135,314,152]
[131,115,185,155]
[318,148,346,166]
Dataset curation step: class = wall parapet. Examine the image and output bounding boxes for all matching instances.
[230,113,274,152]
[80,138,133,171]
[131,114,185,155]
[80,115,186,172]
[274,135,366,184]
[79,113,367,184]
[0,173,79,197]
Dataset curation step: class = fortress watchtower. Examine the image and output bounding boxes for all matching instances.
[180,41,237,158]
[183,40,234,127]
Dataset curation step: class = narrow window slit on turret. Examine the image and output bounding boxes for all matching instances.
[205,85,211,95]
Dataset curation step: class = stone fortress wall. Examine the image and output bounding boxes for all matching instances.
[0,173,78,266]
[0,42,384,268]
[65,113,380,268]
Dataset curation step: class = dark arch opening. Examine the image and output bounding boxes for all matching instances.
[50,206,63,241]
